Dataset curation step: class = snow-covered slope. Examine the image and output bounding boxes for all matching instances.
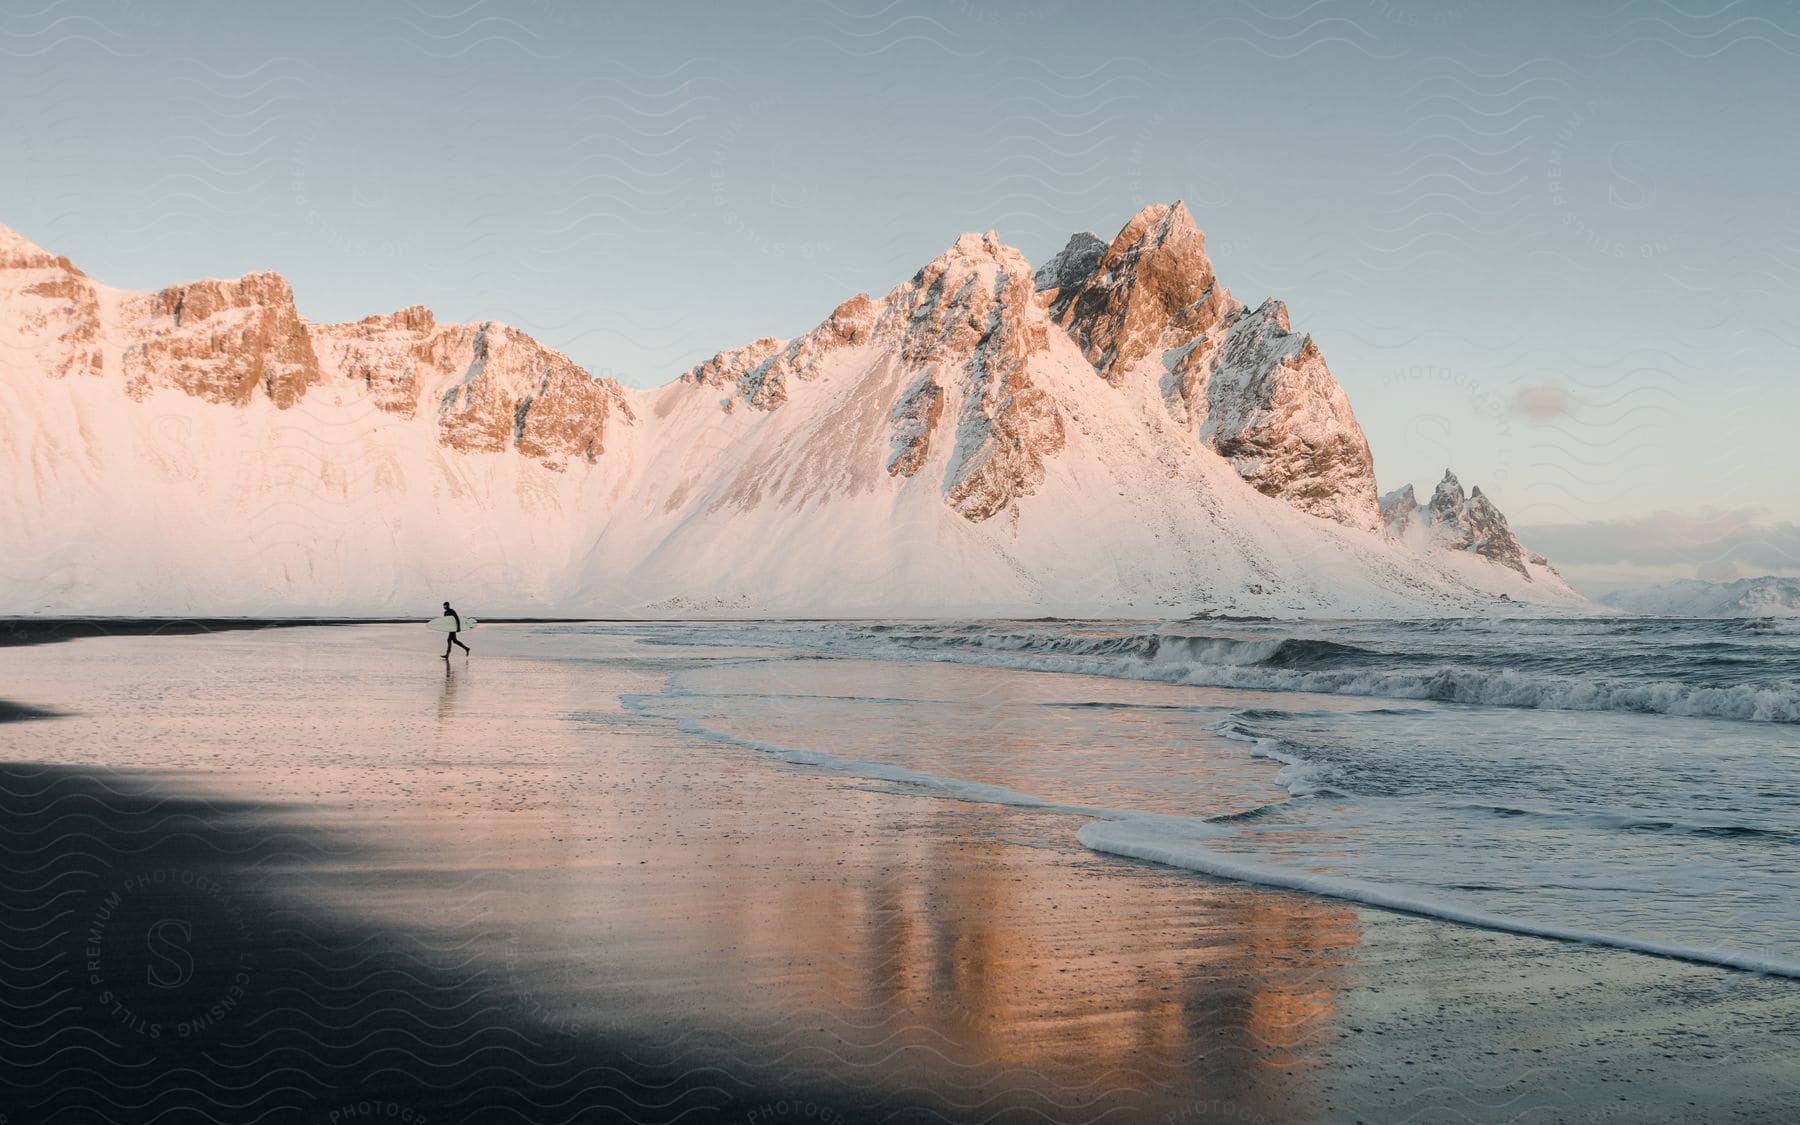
[0,208,1591,617]
[1601,577,1800,618]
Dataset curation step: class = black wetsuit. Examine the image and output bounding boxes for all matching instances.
[443,607,470,656]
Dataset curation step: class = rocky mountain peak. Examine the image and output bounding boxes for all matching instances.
[1132,199,1201,248]
[0,223,102,378]
[1379,484,1419,528]
[1161,295,1379,531]
[1032,231,1105,297]
[891,233,1042,367]
[1,208,1585,613]
[357,304,436,334]
[682,336,785,388]
[123,270,321,409]
[1389,470,1531,578]
[149,270,295,326]
[719,293,880,411]
[0,223,75,273]
[820,292,879,346]
[879,231,1061,519]
[435,321,634,469]
[670,229,1059,521]
[310,304,446,416]
[1041,200,1232,385]
[932,230,1020,271]
[1430,470,1467,519]
[1030,205,1383,532]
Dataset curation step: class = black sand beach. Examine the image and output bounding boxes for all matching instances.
[2,624,1796,1123]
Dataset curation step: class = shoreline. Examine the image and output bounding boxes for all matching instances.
[0,605,1641,645]
[2,624,1795,1122]
[0,616,627,647]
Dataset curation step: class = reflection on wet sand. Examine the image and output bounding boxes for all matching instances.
[0,626,1359,1117]
[6,625,1796,1122]
[438,658,460,720]
[411,736,1359,1119]
[615,795,1360,1118]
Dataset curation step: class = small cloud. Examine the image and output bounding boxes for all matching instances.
[1513,384,1577,422]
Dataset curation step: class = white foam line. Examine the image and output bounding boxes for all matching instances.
[875,637,1800,724]
[1077,820,1800,980]
[621,693,1119,818]
[623,686,1800,980]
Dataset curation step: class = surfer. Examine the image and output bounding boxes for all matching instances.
[442,601,470,658]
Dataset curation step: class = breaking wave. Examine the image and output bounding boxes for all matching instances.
[632,631,1800,984]
[878,629,1800,723]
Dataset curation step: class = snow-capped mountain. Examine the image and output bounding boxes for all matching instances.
[1038,204,1380,531]
[0,206,1584,616]
[1380,471,1562,583]
[1600,577,1800,618]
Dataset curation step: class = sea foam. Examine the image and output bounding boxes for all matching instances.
[1077,818,1800,979]
[879,629,1800,723]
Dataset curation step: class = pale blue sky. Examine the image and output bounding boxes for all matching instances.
[4,0,1797,583]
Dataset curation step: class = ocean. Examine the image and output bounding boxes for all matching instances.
[620,615,1800,978]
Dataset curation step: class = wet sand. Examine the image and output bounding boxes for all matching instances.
[0,615,607,647]
[2,624,1795,1122]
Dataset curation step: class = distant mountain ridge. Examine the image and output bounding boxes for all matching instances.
[0,206,1582,616]
[1602,577,1800,617]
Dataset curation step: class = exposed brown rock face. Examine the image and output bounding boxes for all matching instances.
[0,230,74,272]
[677,295,882,411]
[695,231,1067,521]
[123,272,322,408]
[886,374,943,477]
[886,233,1062,521]
[682,336,783,388]
[1464,493,1528,573]
[313,306,441,416]
[945,352,1063,522]
[17,271,103,379]
[1043,202,1234,385]
[2,218,636,470]
[514,361,633,468]
[1167,300,1381,530]
[742,293,880,409]
[0,226,104,379]
[1040,204,1381,532]
[437,323,634,469]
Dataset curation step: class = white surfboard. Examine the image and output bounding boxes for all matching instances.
[426,615,477,633]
